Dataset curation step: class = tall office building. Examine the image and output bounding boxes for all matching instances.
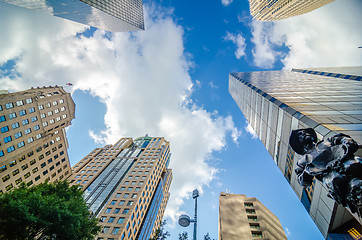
[218,193,287,240]
[229,67,362,238]
[0,0,144,32]
[0,86,75,193]
[249,0,334,21]
[69,136,172,240]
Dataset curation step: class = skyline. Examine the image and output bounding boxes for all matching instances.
[0,0,361,239]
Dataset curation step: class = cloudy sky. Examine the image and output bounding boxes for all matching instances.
[0,0,361,239]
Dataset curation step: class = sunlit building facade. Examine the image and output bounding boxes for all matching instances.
[0,86,75,193]
[0,0,144,32]
[249,0,334,21]
[218,193,287,240]
[229,67,362,238]
[69,136,172,240]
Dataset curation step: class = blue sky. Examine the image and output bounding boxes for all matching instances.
[0,0,361,239]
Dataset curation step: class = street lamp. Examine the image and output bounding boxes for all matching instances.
[178,189,199,240]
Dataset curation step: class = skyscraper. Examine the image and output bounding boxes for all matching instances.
[249,0,334,21]
[69,135,172,240]
[0,0,144,32]
[218,193,287,240]
[229,67,362,238]
[0,86,75,193]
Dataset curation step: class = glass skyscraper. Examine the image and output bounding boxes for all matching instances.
[0,0,144,32]
[229,67,362,238]
[69,135,172,240]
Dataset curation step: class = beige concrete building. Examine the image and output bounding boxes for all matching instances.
[249,0,334,21]
[0,86,75,193]
[219,193,287,240]
[69,136,172,240]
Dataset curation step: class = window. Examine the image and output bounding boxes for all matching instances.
[48,111,53,116]
[17,141,25,148]
[22,119,29,126]
[124,193,129,198]
[111,227,120,234]
[110,200,117,205]
[29,107,35,113]
[4,136,12,143]
[42,122,48,127]
[6,103,14,109]
[27,137,34,143]
[131,194,137,198]
[117,217,125,224]
[52,101,57,106]
[26,98,32,104]
[40,113,46,119]
[2,174,10,182]
[118,200,125,206]
[32,167,38,173]
[30,160,36,165]
[0,151,4,157]
[12,122,19,129]
[251,231,263,238]
[59,99,64,104]
[46,103,51,108]
[1,126,9,133]
[14,132,22,139]
[101,227,110,234]
[12,169,19,176]
[56,117,61,121]
[127,201,134,206]
[9,112,17,119]
[108,217,115,223]
[36,134,41,139]
[122,209,129,214]
[105,208,112,213]
[21,164,28,170]
[38,105,44,110]
[54,109,59,114]
[246,209,256,214]
[62,114,67,119]
[24,172,31,179]
[244,202,254,208]
[248,216,258,221]
[25,128,31,135]
[16,100,24,106]
[0,105,2,111]
[60,107,65,111]
[0,116,5,122]
[0,165,7,173]
[114,208,120,214]
[49,119,55,124]
[31,116,37,122]
[34,125,40,131]
[19,110,26,116]
[43,170,48,175]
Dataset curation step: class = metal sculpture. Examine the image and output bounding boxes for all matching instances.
[289,128,362,213]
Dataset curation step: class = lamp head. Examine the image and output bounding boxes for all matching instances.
[178,214,191,227]
[192,189,199,199]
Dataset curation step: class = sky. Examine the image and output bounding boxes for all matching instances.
[0,0,361,239]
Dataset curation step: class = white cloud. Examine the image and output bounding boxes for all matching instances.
[208,81,219,89]
[250,0,362,69]
[285,227,291,237]
[221,0,233,7]
[245,123,258,139]
[224,32,247,59]
[0,2,240,224]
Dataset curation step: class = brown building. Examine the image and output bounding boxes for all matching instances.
[69,135,172,240]
[0,86,75,193]
[219,193,287,240]
[249,0,334,21]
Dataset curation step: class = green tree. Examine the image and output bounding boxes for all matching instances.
[0,181,100,240]
[178,231,188,240]
[150,220,170,240]
[204,233,216,240]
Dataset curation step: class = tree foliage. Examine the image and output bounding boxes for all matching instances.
[178,231,188,240]
[150,220,170,240]
[0,181,100,240]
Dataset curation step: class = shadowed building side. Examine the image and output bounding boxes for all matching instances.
[219,193,287,240]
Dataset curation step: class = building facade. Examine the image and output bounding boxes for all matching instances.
[0,0,144,32]
[249,0,334,21]
[0,86,75,193]
[69,136,172,240]
[229,67,362,238]
[219,193,287,240]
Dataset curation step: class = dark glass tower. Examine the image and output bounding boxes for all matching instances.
[0,0,144,32]
[229,67,362,238]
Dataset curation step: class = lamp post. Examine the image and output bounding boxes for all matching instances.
[178,189,199,240]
